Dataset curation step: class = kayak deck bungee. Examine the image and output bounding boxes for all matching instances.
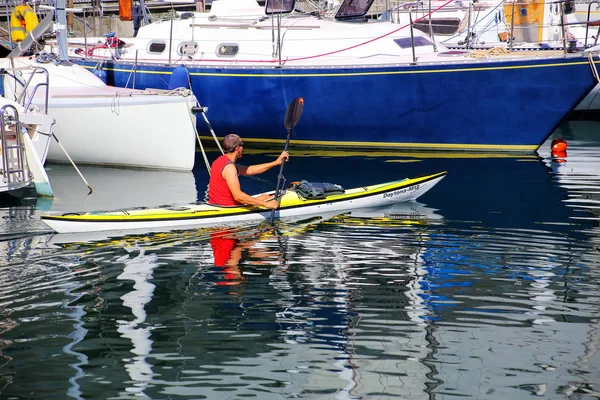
[41,171,446,234]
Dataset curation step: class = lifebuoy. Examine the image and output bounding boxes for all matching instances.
[10,4,39,42]
[10,10,26,42]
[22,6,39,32]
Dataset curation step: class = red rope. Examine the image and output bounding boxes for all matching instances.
[286,0,455,62]
[91,0,455,65]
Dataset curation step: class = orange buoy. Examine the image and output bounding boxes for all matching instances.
[551,138,567,152]
[552,150,567,162]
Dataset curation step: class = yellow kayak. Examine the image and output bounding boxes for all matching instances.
[41,171,446,234]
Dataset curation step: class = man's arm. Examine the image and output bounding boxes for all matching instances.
[223,163,278,209]
[239,151,289,176]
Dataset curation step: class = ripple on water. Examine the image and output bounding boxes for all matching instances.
[1,131,600,398]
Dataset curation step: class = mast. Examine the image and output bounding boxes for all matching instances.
[56,0,69,62]
[140,0,150,25]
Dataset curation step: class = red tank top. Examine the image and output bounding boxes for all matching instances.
[208,155,240,206]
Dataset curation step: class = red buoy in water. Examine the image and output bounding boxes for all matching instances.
[551,138,568,152]
[552,150,567,161]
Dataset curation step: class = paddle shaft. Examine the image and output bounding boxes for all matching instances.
[269,97,304,224]
[269,132,292,224]
[273,135,292,196]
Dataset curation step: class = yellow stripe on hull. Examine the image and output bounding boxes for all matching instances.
[200,136,540,153]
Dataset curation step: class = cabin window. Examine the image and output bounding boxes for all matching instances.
[414,18,461,35]
[148,41,166,54]
[216,43,239,57]
[393,36,432,48]
[178,42,198,56]
[265,0,295,14]
[335,0,375,20]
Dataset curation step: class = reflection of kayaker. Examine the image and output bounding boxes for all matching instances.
[210,230,246,286]
[10,1,39,42]
[209,227,279,286]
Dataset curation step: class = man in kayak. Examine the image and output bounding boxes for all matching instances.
[208,134,289,209]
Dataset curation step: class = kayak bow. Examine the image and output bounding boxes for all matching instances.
[41,171,446,234]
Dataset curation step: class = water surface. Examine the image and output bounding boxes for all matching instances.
[0,120,599,399]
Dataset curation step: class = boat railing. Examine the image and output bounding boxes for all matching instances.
[0,104,28,189]
[407,0,439,52]
[390,0,598,53]
[387,0,469,31]
[584,1,600,47]
[2,65,51,115]
[399,0,479,54]
[504,0,587,53]
[408,2,422,61]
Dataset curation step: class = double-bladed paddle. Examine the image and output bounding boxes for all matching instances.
[269,97,304,224]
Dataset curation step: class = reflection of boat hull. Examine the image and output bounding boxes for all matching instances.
[330,201,444,226]
[41,171,446,233]
[44,165,198,212]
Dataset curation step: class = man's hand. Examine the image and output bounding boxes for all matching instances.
[275,151,289,166]
[263,199,279,210]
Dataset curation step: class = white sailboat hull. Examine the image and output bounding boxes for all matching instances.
[1,58,198,171]
[45,91,197,170]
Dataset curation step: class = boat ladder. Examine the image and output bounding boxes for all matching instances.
[1,104,31,191]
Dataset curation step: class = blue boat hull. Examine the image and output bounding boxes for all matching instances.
[76,56,597,152]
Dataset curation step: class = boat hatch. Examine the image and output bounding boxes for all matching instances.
[335,0,376,20]
[265,0,295,15]
[414,18,461,35]
[394,36,432,48]
[178,42,198,57]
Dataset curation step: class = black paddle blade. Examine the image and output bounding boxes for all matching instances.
[284,97,304,134]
